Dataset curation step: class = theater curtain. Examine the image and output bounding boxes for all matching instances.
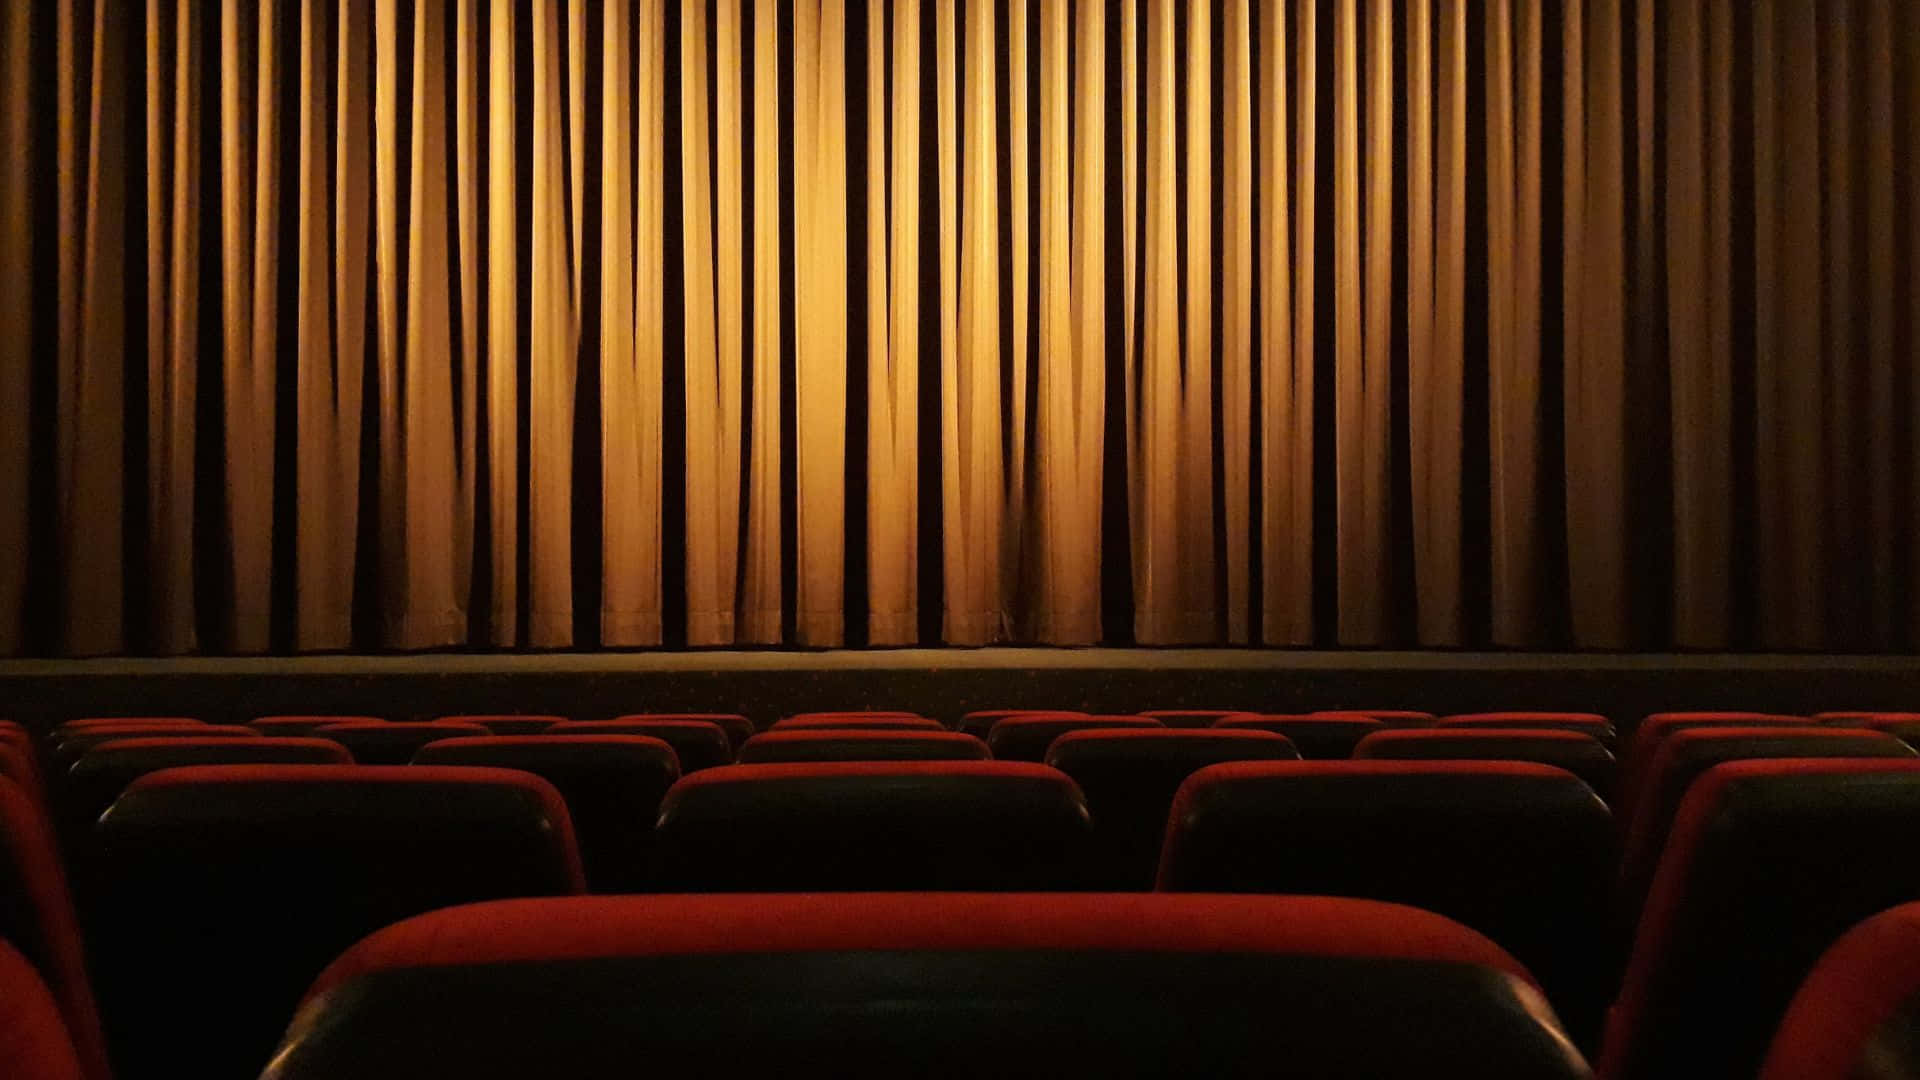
[2,0,1917,656]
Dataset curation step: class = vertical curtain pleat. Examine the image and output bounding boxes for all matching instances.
[739,0,783,642]
[1861,0,1896,646]
[1219,0,1253,643]
[1331,0,1382,644]
[0,0,29,653]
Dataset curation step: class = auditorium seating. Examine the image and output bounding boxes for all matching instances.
[1158,760,1614,1046]
[0,939,86,1080]
[1354,729,1618,799]
[0,776,111,1080]
[52,725,257,770]
[549,719,734,771]
[650,761,1092,891]
[986,714,1162,762]
[251,716,384,736]
[770,714,947,732]
[1759,902,1920,1080]
[89,764,586,1079]
[60,736,353,842]
[1613,727,1915,930]
[1139,709,1248,729]
[1440,712,1618,746]
[605,713,756,752]
[1617,712,1805,809]
[259,894,1592,1079]
[309,720,489,765]
[1598,759,1920,1079]
[1044,729,1300,888]
[434,714,567,736]
[1815,711,1920,726]
[413,735,679,892]
[1213,713,1383,759]
[1323,709,1438,727]
[56,717,204,733]
[958,709,1087,739]
[736,730,991,763]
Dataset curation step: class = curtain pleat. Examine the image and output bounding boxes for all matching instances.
[9,0,1920,656]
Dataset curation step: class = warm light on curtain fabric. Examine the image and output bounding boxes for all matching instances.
[2,0,1917,656]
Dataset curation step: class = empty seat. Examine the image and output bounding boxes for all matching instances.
[606,714,756,752]
[1440,712,1618,746]
[651,761,1092,891]
[1139,710,1250,729]
[1213,714,1383,759]
[1760,902,1920,1080]
[986,715,1162,763]
[434,715,566,736]
[958,709,1087,739]
[1614,727,1914,931]
[1598,759,1920,1079]
[262,893,1592,1079]
[91,765,585,1079]
[51,725,258,770]
[1618,712,1805,809]
[310,720,489,765]
[1045,729,1301,888]
[1319,709,1437,727]
[56,717,203,734]
[737,730,990,764]
[251,716,385,736]
[0,776,110,1080]
[770,714,946,732]
[1159,760,1614,1047]
[0,939,86,1080]
[414,735,680,893]
[1815,711,1920,726]
[61,736,352,841]
[1355,729,1617,799]
[548,719,733,771]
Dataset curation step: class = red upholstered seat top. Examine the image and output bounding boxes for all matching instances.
[0,778,110,1080]
[303,892,1539,1004]
[771,715,946,731]
[0,939,84,1080]
[1760,902,1920,1079]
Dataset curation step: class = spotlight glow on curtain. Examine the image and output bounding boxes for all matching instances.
[2,0,1917,656]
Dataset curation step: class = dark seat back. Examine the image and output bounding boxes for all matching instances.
[737,730,990,764]
[986,715,1162,763]
[607,714,756,752]
[1212,714,1383,759]
[958,709,1087,739]
[548,719,733,771]
[250,716,384,737]
[62,736,351,842]
[1354,728,1617,800]
[1439,712,1618,746]
[770,715,947,732]
[310,721,489,765]
[434,715,567,736]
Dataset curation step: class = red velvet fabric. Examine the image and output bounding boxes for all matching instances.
[665,759,1076,791]
[1759,902,1920,1079]
[1167,758,1587,826]
[771,715,947,731]
[0,777,111,1080]
[0,940,85,1080]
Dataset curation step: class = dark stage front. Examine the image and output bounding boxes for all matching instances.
[2,650,1916,733]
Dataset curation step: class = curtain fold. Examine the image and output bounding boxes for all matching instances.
[6,0,1919,656]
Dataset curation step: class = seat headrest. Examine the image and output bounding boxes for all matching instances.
[737,730,990,763]
[547,720,733,770]
[310,722,491,764]
[1045,728,1302,769]
[606,714,756,748]
[434,716,568,735]
[770,715,947,731]
[986,715,1162,761]
[411,734,681,776]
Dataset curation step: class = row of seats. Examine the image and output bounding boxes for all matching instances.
[8,710,1920,1078]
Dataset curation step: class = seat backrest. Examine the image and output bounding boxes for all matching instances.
[1599,759,1920,1080]
[251,716,384,736]
[736,730,990,764]
[958,709,1087,739]
[1439,713,1618,746]
[1354,729,1617,799]
[548,720,733,771]
[51,725,257,770]
[1138,710,1251,729]
[1619,713,1805,808]
[56,718,202,734]
[310,721,489,765]
[606,714,757,751]
[91,765,585,1079]
[1159,760,1614,1046]
[1815,711,1920,726]
[652,762,1092,891]
[769,715,947,732]
[1212,714,1384,759]
[0,777,110,1080]
[412,735,680,892]
[261,894,1591,1080]
[986,715,1163,763]
[0,939,86,1080]
[62,736,352,841]
[1759,902,1920,1080]
[1045,729,1301,888]
[434,715,567,736]
[1316,709,1437,727]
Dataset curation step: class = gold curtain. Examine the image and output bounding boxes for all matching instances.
[4,0,1919,655]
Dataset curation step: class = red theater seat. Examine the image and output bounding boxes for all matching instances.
[1045,729,1301,888]
[986,715,1162,763]
[1440,712,1618,745]
[413,735,680,892]
[1598,759,1920,1079]
[1213,713,1383,759]
[310,720,489,765]
[549,719,733,771]
[91,765,585,1079]
[1760,902,1920,1080]
[606,713,756,752]
[1354,729,1618,799]
[51,724,258,770]
[1139,710,1250,729]
[60,736,352,841]
[434,715,567,736]
[259,894,1591,1079]
[251,716,385,736]
[0,777,110,1080]
[56,717,203,734]
[1618,712,1805,809]
[1613,727,1914,934]
[1158,760,1614,1047]
[770,714,946,732]
[0,940,85,1080]
[737,730,990,764]
[958,709,1087,739]
[1815,711,1920,726]
[1318,709,1438,727]
[651,761,1092,891]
